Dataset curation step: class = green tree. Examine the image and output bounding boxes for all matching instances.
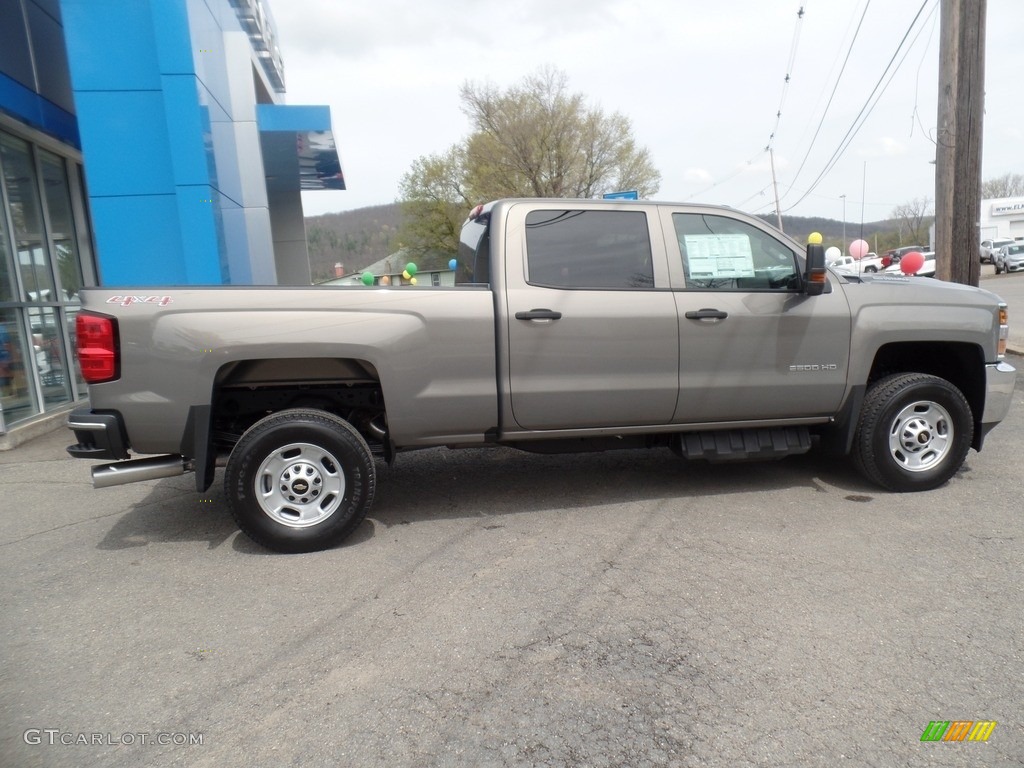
[398,146,473,256]
[400,67,661,254]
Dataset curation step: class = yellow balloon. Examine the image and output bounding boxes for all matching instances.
[410,276,417,285]
[402,270,411,280]
[808,232,823,245]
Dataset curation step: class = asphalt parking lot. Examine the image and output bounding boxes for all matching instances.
[1,346,1022,767]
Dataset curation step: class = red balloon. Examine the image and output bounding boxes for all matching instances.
[900,251,925,274]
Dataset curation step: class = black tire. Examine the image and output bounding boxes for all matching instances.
[225,408,376,553]
[852,373,973,492]
[864,266,877,273]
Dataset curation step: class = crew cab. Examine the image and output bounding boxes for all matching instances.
[67,199,1016,552]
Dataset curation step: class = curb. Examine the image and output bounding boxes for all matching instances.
[0,405,77,452]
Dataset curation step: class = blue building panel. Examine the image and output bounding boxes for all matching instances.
[150,0,195,75]
[59,0,163,92]
[72,90,176,197]
[256,104,332,133]
[187,0,236,120]
[161,74,216,189]
[54,0,342,287]
[0,72,80,147]
[177,184,228,283]
[89,195,187,285]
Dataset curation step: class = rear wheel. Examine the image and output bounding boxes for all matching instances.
[852,373,973,492]
[225,408,376,553]
[864,265,877,273]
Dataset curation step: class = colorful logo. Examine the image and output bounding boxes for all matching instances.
[920,721,997,742]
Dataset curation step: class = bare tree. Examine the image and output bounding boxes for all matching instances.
[981,173,1024,199]
[891,197,933,247]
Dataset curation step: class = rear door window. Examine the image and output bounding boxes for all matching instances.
[524,210,654,289]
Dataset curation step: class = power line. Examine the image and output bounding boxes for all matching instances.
[780,0,934,212]
[684,148,767,202]
[720,3,807,210]
[778,0,872,201]
[765,4,808,151]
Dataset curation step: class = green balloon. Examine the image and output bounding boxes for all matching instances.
[405,262,418,276]
[361,272,374,286]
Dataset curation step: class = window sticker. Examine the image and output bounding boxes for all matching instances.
[684,234,756,279]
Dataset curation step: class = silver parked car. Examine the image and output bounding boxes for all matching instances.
[995,242,1024,274]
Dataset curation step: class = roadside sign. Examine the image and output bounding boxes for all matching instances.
[602,190,639,200]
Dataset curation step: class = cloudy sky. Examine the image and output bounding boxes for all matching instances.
[270,0,1022,223]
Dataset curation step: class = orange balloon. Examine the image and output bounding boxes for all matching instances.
[900,251,925,274]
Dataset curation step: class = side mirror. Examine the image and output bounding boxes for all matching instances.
[804,241,827,296]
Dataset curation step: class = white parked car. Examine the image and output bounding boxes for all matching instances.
[980,238,1013,264]
[883,251,936,277]
[829,253,884,275]
[857,252,885,273]
[828,256,858,274]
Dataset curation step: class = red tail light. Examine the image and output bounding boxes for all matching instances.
[76,312,119,383]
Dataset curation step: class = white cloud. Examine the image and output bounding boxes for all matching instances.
[684,168,713,184]
[858,137,908,159]
[277,0,1024,219]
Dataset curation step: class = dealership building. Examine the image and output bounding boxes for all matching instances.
[979,197,1024,242]
[0,0,341,437]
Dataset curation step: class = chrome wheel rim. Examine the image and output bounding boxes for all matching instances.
[255,442,345,528]
[888,400,953,472]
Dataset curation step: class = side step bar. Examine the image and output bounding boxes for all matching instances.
[92,455,193,489]
[672,426,812,461]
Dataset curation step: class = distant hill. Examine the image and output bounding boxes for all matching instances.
[304,203,404,282]
[303,203,924,280]
[759,214,908,251]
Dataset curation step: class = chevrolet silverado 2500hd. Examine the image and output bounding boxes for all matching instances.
[67,199,1016,552]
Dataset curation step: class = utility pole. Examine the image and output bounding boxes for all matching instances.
[934,0,986,285]
[770,148,784,233]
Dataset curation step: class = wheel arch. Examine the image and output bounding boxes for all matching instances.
[826,341,986,455]
[198,358,391,492]
[866,342,986,450]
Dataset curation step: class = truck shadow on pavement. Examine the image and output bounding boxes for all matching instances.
[95,445,909,554]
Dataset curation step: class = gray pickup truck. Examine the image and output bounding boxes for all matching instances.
[67,199,1016,552]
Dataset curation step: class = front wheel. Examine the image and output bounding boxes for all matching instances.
[225,409,376,553]
[852,373,973,492]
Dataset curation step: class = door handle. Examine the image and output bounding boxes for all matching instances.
[685,308,728,320]
[515,309,563,321]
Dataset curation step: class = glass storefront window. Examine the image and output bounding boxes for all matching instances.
[0,182,13,302]
[25,305,71,407]
[1,129,92,429]
[0,308,40,423]
[39,150,85,301]
[1,133,56,302]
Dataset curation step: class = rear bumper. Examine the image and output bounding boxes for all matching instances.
[66,408,130,460]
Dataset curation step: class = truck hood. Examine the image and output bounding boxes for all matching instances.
[839,272,1006,308]
[836,273,1005,362]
